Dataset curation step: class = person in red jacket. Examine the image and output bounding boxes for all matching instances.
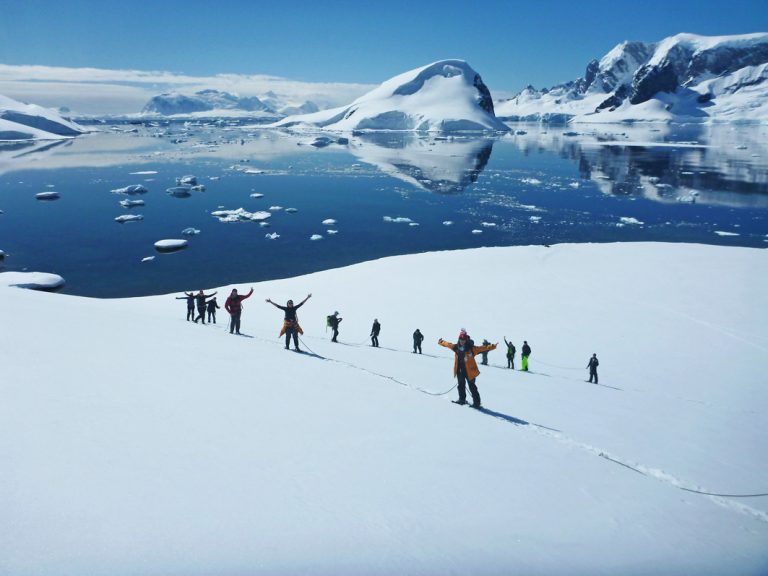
[438,329,497,408]
[224,287,254,335]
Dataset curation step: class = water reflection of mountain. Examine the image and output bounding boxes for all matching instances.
[349,133,493,194]
[508,124,768,209]
[0,139,72,175]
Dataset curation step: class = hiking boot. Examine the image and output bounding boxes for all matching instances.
[453,399,468,405]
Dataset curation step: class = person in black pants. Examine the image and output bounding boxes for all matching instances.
[206,297,220,324]
[193,289,217,324]
[480,339,491,365]
[266,293,312,351]
[413,329,424,354]
[438,329,497,408]
[587,353,599,383]
[328,311,342,342]
[504,337,516,369]
[370,319,381,347]
[176,291,195,321]
[225,288,254,334]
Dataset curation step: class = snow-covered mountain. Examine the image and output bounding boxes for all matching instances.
[141,89,322,119]
[495,32,768,124]
[0,94,87,140]
[273,60,510,133]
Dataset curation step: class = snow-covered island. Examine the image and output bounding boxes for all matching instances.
[495,32,768,124]
[272,60,510,133]
[1,242,766,575]
[0,94,87,140]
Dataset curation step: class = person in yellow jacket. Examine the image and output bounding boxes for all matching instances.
[438,329,497,408]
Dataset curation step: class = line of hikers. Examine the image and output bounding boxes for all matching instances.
[177,288,598,407]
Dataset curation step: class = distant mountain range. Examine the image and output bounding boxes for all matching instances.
[141,89,319,118]
[495,32,768,123]
[0,94,86,140]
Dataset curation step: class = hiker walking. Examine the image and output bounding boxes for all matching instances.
[521,340,532,371]
[193,289,217,324]
[504,337,516,369]
[327,311,342,342]
[206,297,220,324]
[266,293,311,351]
[413,329,424,354]
[176,291,195,321]
[480,339,492,365]
[438,329,496,408]
[587,353,599,383]
[225,287,254,335]
[370,319,381,347]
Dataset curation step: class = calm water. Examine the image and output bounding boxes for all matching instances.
[0,121,766,297]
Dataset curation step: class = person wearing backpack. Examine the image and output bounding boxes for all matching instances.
[438,329,497,409]
[504,337,516,369]
[266,293,311,351]
[225,287,254,335]
[521,340,532,371]
[413,329,424,354]
[327,311,342,342]
[587,353,599,383]
[370,319,381,347]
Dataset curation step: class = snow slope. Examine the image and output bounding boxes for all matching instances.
[495,32,768,124]
[0,93,86,140]
[1,243,767,575]
[273,60,509,133]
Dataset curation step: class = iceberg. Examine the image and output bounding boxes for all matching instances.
[0,271,65,290]
[114,214,143,223]
[154,239,188,252]
[111,185,148,195]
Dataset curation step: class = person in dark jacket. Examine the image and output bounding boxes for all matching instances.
[328,311,342,342]
[176,291,195,321]
[370,319,381,347]
[521,340,532,371]
[480,339,492,365]
[413,329,424,354]
[587,353,599,383]
[224,287,254,334]
[504,337,516,369]
[438,329,497,408]
[266,293,311,351]
[193,289,217,324]
[206,297,220,324]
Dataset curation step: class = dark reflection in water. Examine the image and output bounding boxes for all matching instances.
[0,121,765,297]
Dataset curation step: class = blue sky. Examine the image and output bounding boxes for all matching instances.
[1,0,766,92]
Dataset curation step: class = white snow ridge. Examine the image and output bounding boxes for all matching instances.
[273,60,509,133]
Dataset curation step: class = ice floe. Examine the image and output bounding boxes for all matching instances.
[112,185,149,195]
[310,234,323,241]
[154,239,188,252]
[176,175,197,186]
[35,192,59,200]
[480,222,497,227]
[129,171,158,175]
[114,214,143,223]
[443,221,454,226]
[383,216,413,224]
[190,185,206,192]
[714,230,740,236]
[521,178,543,185]
[530,216,542,223]
[327,230,339,235]
[141,256,155,262]
[250,193,264,198]
[286,208,298,213]
[619,217,644,225]
[120,199,145,208]
[322,219,337,225]
[471,229,483,234]
[0,271,65,290]
[211,208,271,222]
[269,206,283,211]
[167,186,191,198]
[265,232,280,240]
[181,227,201,235]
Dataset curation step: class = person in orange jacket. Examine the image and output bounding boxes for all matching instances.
[438,329,497,408]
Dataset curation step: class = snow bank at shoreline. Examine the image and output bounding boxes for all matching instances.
[1,242,766,575]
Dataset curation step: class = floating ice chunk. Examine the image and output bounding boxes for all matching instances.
[129,171,158,175]
[167,186,191,197]
[714,231,740,237]
[322,219,337,225]
[265,232,280,240]
[569,182,580,188]
[120,199,145,208]
[327,230,339,235]
[471,229,483,235]
[286,208,298,213]
[176,175,197,186]
[244,168,266,175]
[0,271,65,290]
[530,216,542,223]
[269,206,283,211]
[480,222,497,227]
[521,178,542,185]
[250,193,264,198]
[259,222,271,227]
[210,176,220,181]
[36,192,60,200]
[310,234,323,241]
[443,221,454,226]
[154,239,188,252]
[112,184,148,195]
[211,208,271,222]
[115,214,143,223]
[141,256,155,262]
[409,222,420,227]
[735,145,748,150]
[190,185,206,192]
[619,217,644,226]
[181,227,201,236]
[383,216,413,223]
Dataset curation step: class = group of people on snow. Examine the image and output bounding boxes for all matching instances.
[177,288,599,408]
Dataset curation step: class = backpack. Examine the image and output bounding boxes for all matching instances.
[326,315,333,327]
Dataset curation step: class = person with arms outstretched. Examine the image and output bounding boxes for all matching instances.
[225,287,254,335]
[193,289,217,324]
[266,293,312,351]
[438,329,496,409]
